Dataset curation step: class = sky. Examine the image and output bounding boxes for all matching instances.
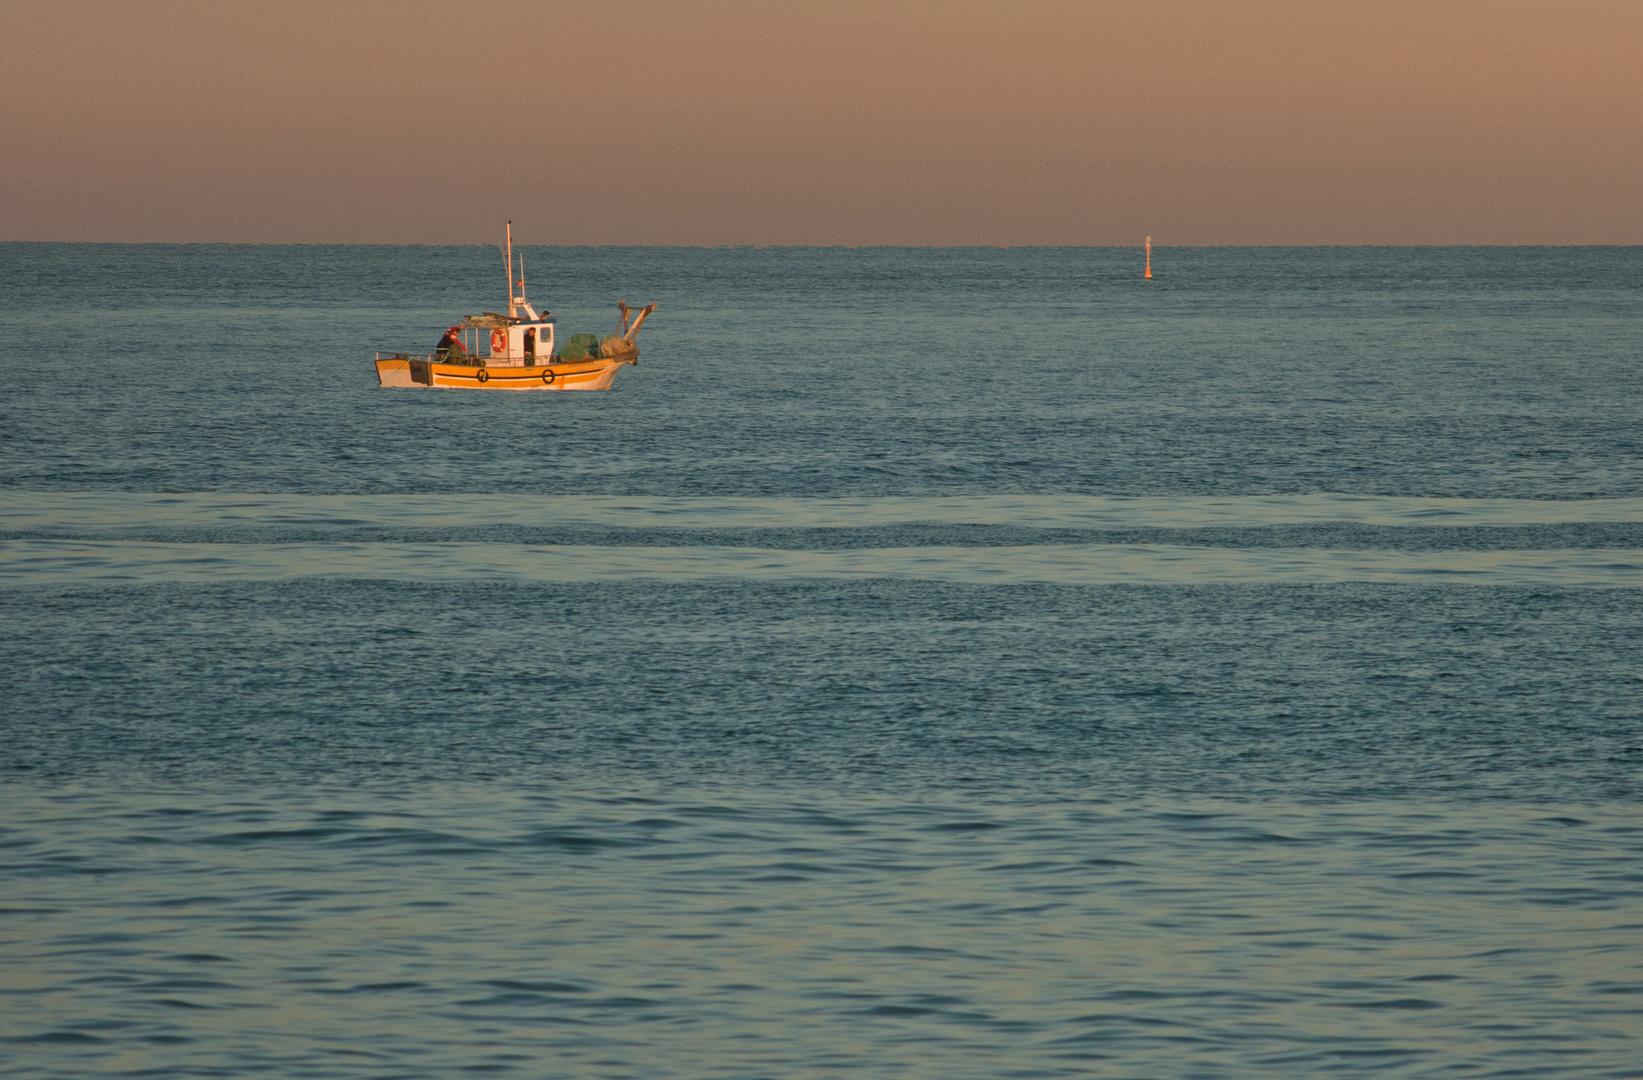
[3,0,1639,245]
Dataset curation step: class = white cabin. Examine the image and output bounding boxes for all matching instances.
[486,319,556,365]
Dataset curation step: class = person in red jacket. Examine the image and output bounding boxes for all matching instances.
[435,326,468,360]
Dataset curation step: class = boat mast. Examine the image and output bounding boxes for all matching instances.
[505,221,516,318]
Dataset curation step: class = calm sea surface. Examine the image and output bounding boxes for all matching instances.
[2,244,1641,1078]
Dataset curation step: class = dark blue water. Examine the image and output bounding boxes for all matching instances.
[2,244,1641,1078]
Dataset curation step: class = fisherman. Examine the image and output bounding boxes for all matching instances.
[435,326,467,360]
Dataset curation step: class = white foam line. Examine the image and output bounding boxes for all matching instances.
[5,493,1643,531]
[3,541,1642,587]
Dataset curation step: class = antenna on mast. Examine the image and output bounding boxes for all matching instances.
[505,221,516,317]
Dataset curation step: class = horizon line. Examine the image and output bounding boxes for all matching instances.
[4,240,1640,250]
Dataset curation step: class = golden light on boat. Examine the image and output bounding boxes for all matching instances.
[373,224,655,391]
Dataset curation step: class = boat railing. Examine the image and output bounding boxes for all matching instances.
[375,351,482,365]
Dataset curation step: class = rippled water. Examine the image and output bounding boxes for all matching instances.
[6,787,1640,1078]
[2,244,1641,1077]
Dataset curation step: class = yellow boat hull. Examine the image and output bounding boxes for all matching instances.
[374,353,637,391]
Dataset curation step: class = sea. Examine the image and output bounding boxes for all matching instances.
[1,243,1640,1078]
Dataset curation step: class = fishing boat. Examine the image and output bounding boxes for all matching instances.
[373,223,655,390]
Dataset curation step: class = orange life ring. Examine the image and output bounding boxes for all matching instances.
[490,329,507,354]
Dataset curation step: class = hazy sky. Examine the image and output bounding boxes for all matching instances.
[3,0,1639,244]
